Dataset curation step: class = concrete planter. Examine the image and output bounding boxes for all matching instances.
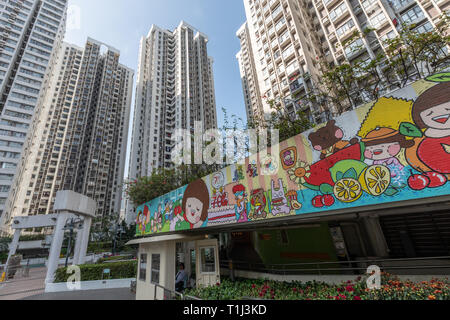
[45,278,135,293]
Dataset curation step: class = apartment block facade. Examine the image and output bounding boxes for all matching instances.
[126,21,218,224]
[0,0,67,223]
[313,0,449,66]
[1,39,133,234]
[238,0,449,122]
[238,0,328,124]
[236,23,265,122]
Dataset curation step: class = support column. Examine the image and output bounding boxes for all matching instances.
[5,229,21,267]
[72,227,83,265]
[45,212,69,284]
[77,217,92,265]
[361,215,390,258]
[162,241,176,293]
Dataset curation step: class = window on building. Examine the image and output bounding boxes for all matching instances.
[401,6,424,24]
[200,247,216,273]
[139,253,147,281]
[151,254,160,284]
[370,12,387,28]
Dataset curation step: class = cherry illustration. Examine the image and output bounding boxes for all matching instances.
[312,196,324,208]
[322,194,335,207]
[423,172,447,188]
[408,171,430,191]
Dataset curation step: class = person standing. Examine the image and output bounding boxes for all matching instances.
[175,263,187,292]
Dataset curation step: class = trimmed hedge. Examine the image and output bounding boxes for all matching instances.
[19,235,46,241]
[87,241,112,254]
[54,261,137,283]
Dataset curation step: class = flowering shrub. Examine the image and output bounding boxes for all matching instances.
[184,274,449,300]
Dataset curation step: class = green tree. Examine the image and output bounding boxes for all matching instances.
[307,13,449,117]
[248,98,314,145]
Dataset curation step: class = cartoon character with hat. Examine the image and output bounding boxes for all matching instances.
[362,127,414,187]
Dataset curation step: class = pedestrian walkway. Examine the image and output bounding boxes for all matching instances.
[23,288,135,300]
[0,267,46,300]
[0,265,136,300]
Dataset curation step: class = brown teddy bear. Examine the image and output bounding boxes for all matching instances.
[309,120,358,160]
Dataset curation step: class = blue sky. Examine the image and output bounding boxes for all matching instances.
[65,0,248,128]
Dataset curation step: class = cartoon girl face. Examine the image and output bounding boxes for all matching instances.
[364,142,401,160]
[185,197,204,225]
[419,102,450,130]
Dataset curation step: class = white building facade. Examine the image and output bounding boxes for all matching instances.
[1,39,133,234]
[0,0,67,227]
[126,21,218,225]
[238,0,449,122]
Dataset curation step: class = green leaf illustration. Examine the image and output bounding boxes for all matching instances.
[384,186,399,196]
[399,122,423,138]
[336,171,344,181]
[426,72,450,83]
[320,183,334,195]
[343,168,358,179]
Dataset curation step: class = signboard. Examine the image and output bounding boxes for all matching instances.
[136,73,450,237]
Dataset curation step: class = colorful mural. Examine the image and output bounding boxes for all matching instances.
[136,73,450,237]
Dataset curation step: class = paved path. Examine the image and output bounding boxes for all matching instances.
[23,288,135,300]
[0,266,135,300]
[0,267,47,300]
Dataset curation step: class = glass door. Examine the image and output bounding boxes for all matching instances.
[195,239,220,288]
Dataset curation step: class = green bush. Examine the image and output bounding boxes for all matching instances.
[87,241,112,254]
[19,235,46,241]
[54,261,137,283]
[0,252,8,264]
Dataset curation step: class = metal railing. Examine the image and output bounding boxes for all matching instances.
[220,256,450,276]
[0,265,31,282]
[152,282,202,300]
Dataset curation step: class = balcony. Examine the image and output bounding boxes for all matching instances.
[389,0,415,11]
[323,0,340,9]
[268,0,279,10]
[271,6,283,21]
[289,77,305,95]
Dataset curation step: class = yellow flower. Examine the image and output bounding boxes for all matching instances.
[288,161,311,185]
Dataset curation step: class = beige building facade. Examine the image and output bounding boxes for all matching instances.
[238,0,449,122]
[1,39,133,234]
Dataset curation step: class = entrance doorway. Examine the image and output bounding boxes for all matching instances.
[195,239,220,288]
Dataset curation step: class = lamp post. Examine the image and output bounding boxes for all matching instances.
[63,218,82,267]
[110,223,124,256]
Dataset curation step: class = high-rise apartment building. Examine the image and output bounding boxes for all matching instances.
[238,0,449,122]
[126,21,218,224]
[312,0,449,67]
[1,38,133,234]
[236,23,265,122]
[238,0,327,124]
[0,0,67,223]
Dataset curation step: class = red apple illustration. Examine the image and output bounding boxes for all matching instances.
[408,172,430,191]
[423,172,447,188]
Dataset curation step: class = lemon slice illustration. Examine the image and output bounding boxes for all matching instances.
[359,165,391,196]
[333,178,363,203]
